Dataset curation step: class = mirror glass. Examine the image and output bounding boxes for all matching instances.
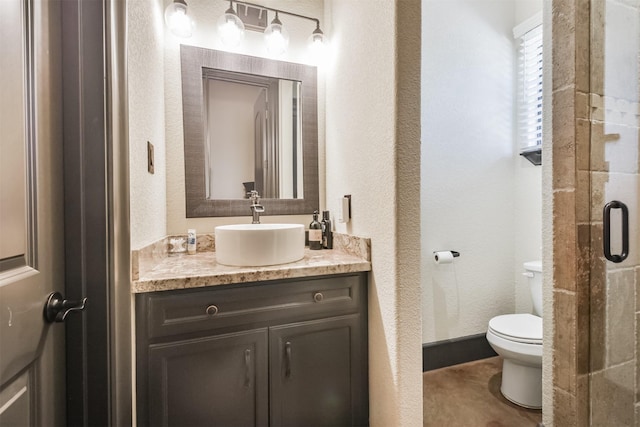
[203,73,303,200]
[181,46,319,218]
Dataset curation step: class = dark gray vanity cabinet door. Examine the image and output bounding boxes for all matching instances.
[148,329,269,427]
[269,315,367,427]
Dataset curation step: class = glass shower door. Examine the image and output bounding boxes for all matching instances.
[588,0,639,424]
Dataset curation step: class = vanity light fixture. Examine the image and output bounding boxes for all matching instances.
[164,0,194,38]
[307,23,326,57]
[217,0,327,56]
[217,1,245,47]
[263,11,289,55]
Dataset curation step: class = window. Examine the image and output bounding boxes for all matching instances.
[514,13,543,164]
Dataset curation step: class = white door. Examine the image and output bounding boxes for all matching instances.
[0,0,67,424]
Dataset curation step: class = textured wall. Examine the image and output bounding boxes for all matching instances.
[541,0,554,422]
[516,0,545,23]
[128,0,167,250]
[421,0,517,343]
[164,0,326,234]
[514,161,543,314]
[325,1,422,425]
[421,0,544,343]
[513,0,544,317]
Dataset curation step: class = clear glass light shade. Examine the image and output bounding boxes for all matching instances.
[217,10,245,47]
[264,20,289,56]
[307,30,326,57]
[164,1,193,38]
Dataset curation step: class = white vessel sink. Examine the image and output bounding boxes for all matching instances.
[215,224,305,267]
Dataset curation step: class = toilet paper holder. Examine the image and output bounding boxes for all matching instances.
[433,250,460,258]
[433,250,461,264]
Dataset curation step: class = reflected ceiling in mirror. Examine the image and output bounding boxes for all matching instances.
[181,46,318,217]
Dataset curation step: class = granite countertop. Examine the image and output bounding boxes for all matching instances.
[132,248,371,293]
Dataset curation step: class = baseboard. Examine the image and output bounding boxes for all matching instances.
[423,333,498,372]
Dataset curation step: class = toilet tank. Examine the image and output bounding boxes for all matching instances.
[524,260,543,316]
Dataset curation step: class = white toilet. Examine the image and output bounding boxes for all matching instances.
[486,260,543,409]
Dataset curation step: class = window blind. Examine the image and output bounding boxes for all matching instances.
[517,24,543,149]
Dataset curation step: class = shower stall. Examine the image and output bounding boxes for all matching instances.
[548,0,639,424]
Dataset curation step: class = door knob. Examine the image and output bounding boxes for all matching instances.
[44,292,87,323]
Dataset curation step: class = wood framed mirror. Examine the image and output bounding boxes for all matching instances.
[181,46,319,217]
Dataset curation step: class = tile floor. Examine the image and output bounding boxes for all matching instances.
[423,357,542,427]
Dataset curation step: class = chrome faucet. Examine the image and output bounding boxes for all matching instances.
[248,191,265,224]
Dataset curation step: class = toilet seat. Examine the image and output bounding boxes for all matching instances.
[488,314,542,345]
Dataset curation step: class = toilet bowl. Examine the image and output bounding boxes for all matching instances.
[486,261,543,409]
[486,314,542,408]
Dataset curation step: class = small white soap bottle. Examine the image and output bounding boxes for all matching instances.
[187,229,197,254]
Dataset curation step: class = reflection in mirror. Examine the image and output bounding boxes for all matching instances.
[181,46,318,217]
[203,75,303,200]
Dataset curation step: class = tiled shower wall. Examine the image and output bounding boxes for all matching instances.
[588,0,640,424]
[551,0,640,424]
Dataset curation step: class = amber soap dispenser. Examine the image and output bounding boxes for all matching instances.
[309,211,323,250]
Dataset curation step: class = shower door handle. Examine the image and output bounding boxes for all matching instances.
[603,200,629,263]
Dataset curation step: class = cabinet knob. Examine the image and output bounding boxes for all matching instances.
[206,305,219,316]
[313,292,324,303]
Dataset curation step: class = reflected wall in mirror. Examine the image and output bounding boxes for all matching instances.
[181,46,318,217]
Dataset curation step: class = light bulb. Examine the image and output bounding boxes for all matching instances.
[264,14,289,56]
[164,0,193,38]
[307,26,326,58]
[217,5,245,47]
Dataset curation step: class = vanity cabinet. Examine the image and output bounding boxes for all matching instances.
[269,316,364,426]
[148,329,269,426]
[136,273,368,427]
